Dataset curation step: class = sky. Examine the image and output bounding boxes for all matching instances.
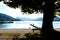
[0,1,43,19]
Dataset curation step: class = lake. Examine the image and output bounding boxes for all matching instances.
[0,21,60,29]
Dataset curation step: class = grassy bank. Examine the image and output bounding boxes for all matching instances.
[0,32,40,40]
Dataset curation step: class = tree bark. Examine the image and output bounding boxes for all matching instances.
[40,0,57,40]
[42,0,56,33]
[42,7,54,32]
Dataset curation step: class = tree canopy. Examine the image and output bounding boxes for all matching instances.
[0,0,58,14]
[0,0,59,14]
[4,0,44,14]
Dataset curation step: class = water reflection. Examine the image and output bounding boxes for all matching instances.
[0,21,42,29]
[0,21,60,29]
[0,24,7,28]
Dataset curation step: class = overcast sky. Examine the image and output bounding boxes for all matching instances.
[0,1,43,19]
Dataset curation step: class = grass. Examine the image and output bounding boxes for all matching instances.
[0,29,40,40]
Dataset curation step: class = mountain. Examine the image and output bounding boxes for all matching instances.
[16,16,60,21]
[54,17,60,21]
[0,13,21,21]
[34,17,60,21]
[33,18,43,21]
[16,16,34,21]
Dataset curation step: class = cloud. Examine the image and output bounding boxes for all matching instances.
[0,1,22,18]
[0,1,43,18]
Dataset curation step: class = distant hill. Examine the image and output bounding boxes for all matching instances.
[54,17,60,21]
[16,16,60,21]
[16,16,34,21]
[0,13,21,21]
[33,18,43,21]
[34,17,60,21]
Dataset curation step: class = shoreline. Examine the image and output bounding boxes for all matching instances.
[0,28,60,32]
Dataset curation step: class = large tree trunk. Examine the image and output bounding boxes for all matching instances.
[42,4,55,32]
[40,0,57,40]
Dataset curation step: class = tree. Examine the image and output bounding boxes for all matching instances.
[1,0,60,40]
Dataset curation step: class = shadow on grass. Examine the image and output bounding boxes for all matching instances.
[12,33,40,40]
[12,29,60,40]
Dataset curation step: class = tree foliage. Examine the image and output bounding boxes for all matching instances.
[0,0,3,1]
[4,0,44,13]
[0,0,58,14]
[3,0,60,14]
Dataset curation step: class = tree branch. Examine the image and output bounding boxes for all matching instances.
[30,24,41,30]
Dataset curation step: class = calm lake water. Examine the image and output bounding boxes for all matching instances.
[0,21,60,29]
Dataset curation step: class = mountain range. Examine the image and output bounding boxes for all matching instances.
[0,13,21,21]
[16,16,34,21]
[54,17,60,21]
[16,16,60,21]
[0,13,60,21]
